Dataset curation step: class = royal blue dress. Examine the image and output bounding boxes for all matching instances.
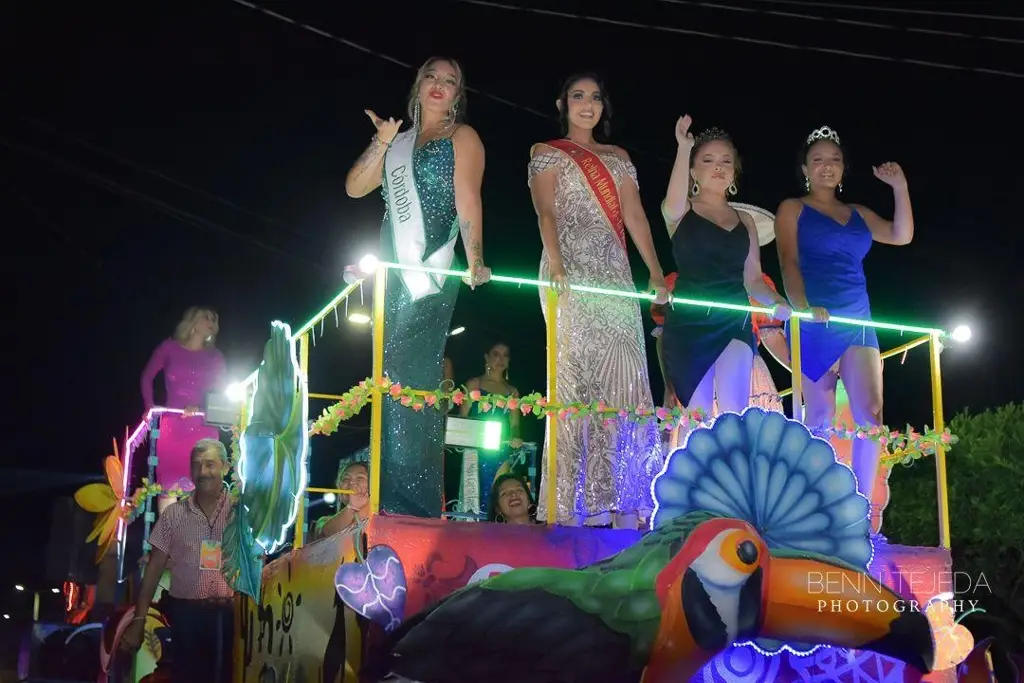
[786,203,878,381]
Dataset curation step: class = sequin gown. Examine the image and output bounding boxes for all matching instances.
[529,147,663,526]
[378,137,461,519]
[140,339,226,490]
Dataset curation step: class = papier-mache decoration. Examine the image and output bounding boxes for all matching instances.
[367,409,936,683]
[310,377,956,466]
[925,597,980,671]
[335,545,407,633]
[224,320,309,600]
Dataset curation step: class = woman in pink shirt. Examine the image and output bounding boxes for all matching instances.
[140,307,226,511]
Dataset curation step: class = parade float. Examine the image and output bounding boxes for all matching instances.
[73,246,992,682]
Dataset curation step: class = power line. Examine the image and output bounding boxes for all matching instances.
[651,0,1024,45]
[23,118,316,244]
[226,0,672,163]
[454,0,1024,79]
[735,0,1024,23]
[0,137,331,274]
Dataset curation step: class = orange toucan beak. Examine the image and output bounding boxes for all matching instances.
[759,555,935,673]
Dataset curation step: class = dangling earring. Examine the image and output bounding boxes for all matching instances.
[449,100,460,123]
[727,182,738,196]
[496,512,506,523]
[690,179,700,196]
[413,100,422,131]
[486,364,491,376]
[804,176,811,193]
[837,182,843,193]
[504,367,509,381]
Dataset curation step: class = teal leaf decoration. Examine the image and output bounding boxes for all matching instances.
[237,320,310,554]
[222,502,263,599]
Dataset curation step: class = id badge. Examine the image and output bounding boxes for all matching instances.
[200,540,222,571]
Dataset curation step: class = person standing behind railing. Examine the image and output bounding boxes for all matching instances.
[659,118,791,447]
[344,57,490,519]
[528,73,669,529]
[774,125,913,505]
[140,307,226,513]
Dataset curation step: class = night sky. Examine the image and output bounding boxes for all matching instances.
[3,0,1021,604]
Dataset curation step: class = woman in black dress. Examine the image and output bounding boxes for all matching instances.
[660,117,791,424]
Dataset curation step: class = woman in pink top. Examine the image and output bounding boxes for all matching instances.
[141,307,226,511]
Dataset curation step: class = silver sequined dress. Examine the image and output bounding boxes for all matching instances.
[529,146,663,526]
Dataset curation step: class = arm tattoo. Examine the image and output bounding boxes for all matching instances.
[355,136,387,173]
[460,220,483,268]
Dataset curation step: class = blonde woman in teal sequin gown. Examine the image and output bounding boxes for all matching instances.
[345,57,489,518]
[529,74,669,528]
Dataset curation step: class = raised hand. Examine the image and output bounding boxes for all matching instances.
[365,109,402,145]
[675,114,694,148]
[872,162,907,189]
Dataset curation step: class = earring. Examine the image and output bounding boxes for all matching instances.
[413,100,421,131]
[449,100,460,122]
[496,512,506,523]
[838,182,843,193]
[727,182,738,196]
[690,179,700,196]
[504,368,509,381]
[486,364,491,375]
[804,176,811,193]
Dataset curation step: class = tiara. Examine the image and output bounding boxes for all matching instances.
[807,126,841,145]
[694,126,732,147]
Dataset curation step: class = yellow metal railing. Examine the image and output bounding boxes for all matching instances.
[237,261,952,551]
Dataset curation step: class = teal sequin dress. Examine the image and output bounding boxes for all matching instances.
[378,137,461,518]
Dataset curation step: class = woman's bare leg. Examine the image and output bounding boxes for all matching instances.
[838,346,884,502]
[800,364,840,435]
[713,340,754,415]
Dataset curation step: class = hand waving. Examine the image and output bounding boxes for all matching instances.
[872,162,907,189]
[365,109,402,145]
[675,115,694,148]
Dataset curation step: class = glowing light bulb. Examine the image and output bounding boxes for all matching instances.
[225,382,246,402]
[323,492,337,505]
[358,254,379,274]
[449,326,466,336]
[51,588,59,594]
[14,585,24,592]
[951,325,971,343]
[348,312,371,325]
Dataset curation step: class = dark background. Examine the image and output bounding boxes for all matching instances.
[2,0,1021,621]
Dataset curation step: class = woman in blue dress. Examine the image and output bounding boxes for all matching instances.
[775,125,914,504]
[344,56,490,518]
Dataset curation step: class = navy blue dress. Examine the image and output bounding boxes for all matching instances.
[785,203,879,381]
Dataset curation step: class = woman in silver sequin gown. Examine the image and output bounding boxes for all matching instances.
[528,74,669,528]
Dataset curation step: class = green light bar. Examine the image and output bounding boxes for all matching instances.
[380,261,948,337]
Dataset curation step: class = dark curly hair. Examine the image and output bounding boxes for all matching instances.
[487,473,536,523]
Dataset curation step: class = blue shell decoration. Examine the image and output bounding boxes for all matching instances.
[651,408,871,655]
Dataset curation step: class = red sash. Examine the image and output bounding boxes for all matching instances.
[544,139,626,248]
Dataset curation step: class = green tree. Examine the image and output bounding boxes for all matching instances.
[884,403,1024,627]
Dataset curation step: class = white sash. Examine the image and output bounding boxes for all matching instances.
[385,130,458,301]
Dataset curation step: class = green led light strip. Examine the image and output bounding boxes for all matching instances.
[382,261,949,337]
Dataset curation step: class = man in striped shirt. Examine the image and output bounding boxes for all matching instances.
[121,438,235,683]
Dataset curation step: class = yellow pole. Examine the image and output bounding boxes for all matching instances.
[369,267,387,514]
[544,289,558,525]
[788,318,803,423]
[929,333,952,548]
[32,591,40,622]
[294,332,311,549]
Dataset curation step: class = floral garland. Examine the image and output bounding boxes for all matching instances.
[310,377,957,465]
[126,479,188,522]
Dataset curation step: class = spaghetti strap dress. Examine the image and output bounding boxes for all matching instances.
[661,209,756,405]
[785,203,878,382]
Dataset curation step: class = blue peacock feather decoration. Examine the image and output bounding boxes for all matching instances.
[222,320,309,599]
[651,407,873,656]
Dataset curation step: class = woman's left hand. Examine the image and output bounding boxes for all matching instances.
[464,261,491,288]
[771,301,793,321]
[872,162,907,189]
[650,276,671,305]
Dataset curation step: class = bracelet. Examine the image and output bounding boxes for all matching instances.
[131,616,146,622]
[371,134,390,149]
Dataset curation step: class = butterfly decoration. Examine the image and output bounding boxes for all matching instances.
[74,437,131,562]
[925,598,977,670]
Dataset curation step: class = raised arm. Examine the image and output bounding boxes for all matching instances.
[459,377,481,417]
[615,147,666,288]
[508,385,522,445]
[855,161,913,245]
[453,125,486,282]
[344,111,401,199]
[663,115,696,237]
[528,144,567,288]
[774,199,810,310]
[740,213,789,313]
[140,340,169,410]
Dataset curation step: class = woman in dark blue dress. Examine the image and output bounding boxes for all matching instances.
[660,117,791,427]
[775,125,914,504]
